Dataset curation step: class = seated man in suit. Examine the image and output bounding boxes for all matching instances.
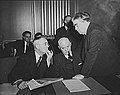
[8,37,53,90]
[5,31,34,57]
[51,37,84,79]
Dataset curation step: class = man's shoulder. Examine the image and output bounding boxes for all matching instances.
[15,40,23,42]
[19,51,35,59]
[13,40,23,44]
[89,23,105,31]
[87,23,105,35]
[57,26,65,31]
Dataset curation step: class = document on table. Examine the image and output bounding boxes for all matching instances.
[116,74,120,79]
[27,78,63,90]
[62,79,91,92]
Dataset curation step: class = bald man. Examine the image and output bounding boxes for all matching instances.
[8,37,53,90]
[51,37,84,79]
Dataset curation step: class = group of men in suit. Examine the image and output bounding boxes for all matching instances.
[54,15,84,54]
[8,11,120,90]
[0,31,34,57]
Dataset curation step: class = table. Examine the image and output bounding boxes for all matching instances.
[94,75,120,95]
[0,77,113,95]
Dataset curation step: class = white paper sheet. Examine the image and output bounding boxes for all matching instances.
[27,78,63,90]
[62,79,90,92]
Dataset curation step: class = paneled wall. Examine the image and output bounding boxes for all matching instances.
[0,1,34,40]
[0,0,78,40]
[0,0,120,44]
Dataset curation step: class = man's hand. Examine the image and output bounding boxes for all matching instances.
[72,74,84,80]
[18,81,28,90]
[46,50,53,60]
[46,50,53,67]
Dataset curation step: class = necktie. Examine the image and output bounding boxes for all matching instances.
[37,56,42,67]
[24,42,29,53]
[68,52,73,62]
[26,43,29,53]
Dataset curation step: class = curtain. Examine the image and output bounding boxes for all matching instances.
[33,0,71,36]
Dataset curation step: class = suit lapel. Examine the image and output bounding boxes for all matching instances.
[72,51,82,74]
[21,40,25,53]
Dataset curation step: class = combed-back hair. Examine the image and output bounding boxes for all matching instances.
[22,31,31,36]
[73,12,90,21]
[33,32,43,41]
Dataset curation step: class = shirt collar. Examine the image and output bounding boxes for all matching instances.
[64,26,68,30]
[35,51,41,63]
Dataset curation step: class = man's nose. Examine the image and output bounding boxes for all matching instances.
[65,48,68,51]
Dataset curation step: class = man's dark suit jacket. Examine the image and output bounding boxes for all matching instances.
[54,26,84,54]
[6,40,34,56]
[8,51,52,84]
[0,44,5,58]
[81,23,120,77]
[51,50,82,79]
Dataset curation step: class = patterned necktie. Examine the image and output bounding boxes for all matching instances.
[37,56,42,67]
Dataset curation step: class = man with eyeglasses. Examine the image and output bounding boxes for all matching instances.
[5,31,34,57]
[8,37,53,90]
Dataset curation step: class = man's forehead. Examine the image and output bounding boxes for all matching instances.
[25,33,31,36]
[65,16,71,21]
[58,38,70,47]
[34,38,47,45]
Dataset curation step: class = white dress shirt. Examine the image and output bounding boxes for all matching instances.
[35,51,42,63]
[24,41,27,53]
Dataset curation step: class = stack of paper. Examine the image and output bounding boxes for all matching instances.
[62,79,90,92]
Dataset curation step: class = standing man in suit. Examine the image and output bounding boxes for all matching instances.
[8,37,53,90]
[6,31,34,57]
[54,15,84,54]
[72,12,120,77]
[51,37,84,79]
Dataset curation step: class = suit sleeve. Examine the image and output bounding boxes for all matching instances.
[8,56,26,83]
[49,55,61,78]
[81,30,103,77]
[54,29,60,46]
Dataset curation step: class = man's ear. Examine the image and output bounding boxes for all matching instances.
[64,20,67,24]
[58,46,60,49]
[22,36,25,40]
